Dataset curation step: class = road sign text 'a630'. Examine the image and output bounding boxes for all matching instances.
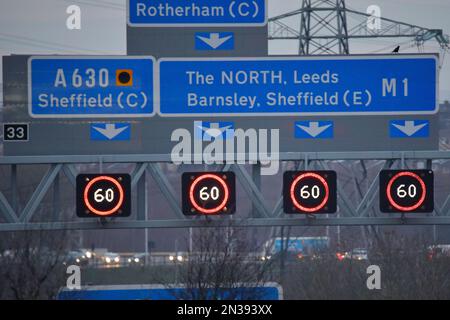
[28,56,154,118]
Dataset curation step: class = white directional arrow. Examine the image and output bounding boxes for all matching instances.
[93,124,128,140]
[296,122,332,138]
[197,122,233,140]
[392,121,427,137]
[197,33,232,49]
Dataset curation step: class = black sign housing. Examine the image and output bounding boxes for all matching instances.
[182,172,236,215]
[283,170,337,214]
[76,174,131,218]
[380,170,434,213]
[3,123,29,141]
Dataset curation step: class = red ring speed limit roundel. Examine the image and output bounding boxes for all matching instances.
[182,172,236,215]
[283,171,337,214]
[380,170,434,213]
[387,171,426,211]
[84,176,124,216]
[76,174,131,218]
[290,172,329,212]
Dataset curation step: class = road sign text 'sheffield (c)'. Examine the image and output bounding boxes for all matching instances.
[128,0,267,26]
[157,55,438,116]
[28,56,154,118]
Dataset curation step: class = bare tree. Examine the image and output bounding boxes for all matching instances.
[166,222,275,300]
[0,229,71,300]
[284,230,450,300]
[368,231,450,299]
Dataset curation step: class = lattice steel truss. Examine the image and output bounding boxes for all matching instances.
[0,152,449,232]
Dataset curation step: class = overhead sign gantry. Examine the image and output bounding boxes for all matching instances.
[0,0,440,156]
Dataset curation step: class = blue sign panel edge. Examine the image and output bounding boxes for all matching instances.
[27,55,156,119]
[127,0,268,27]
[57,282,283,300]
[155,54,439,117]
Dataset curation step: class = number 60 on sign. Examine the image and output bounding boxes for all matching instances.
[76,174,131,217]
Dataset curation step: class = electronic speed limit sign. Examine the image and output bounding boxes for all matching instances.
[76,174,131,217]
[283,171,337,214]
[182,172,236,215]
[380,170,434,213]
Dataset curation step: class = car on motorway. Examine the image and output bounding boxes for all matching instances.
[347,248,369,261]
[101,252,121,266]
[65,250,90,266]
[427,244,450,260]
[335,251,348,261]
[127,253,146,266]
[0,250,16,263]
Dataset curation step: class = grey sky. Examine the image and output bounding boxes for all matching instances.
[0,0,449,104]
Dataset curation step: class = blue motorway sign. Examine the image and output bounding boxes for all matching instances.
[28,56,154,118]
[157,55,438,117]
[58,284,282,300]
[128,0,267,27]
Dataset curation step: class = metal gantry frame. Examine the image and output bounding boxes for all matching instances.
[0,151,450,232]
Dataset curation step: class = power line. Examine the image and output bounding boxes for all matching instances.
[0,32,116,54]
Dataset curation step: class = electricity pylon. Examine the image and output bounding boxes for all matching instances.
[269,0,449,55]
